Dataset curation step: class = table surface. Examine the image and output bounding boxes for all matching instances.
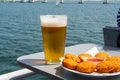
[17,43,120,80]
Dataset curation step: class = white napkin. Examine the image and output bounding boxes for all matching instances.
[86,47,99,57]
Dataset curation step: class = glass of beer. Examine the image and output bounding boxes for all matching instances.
[40,15,67,64]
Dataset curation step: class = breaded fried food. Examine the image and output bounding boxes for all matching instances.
[78,53,92,61]
[95,51,109,58]
[76,61,96,73]
[105,56,120,72]
[111,61,120,72]
[65,53,81,63]
[62,59,78,70]
[96,61,114,73]
[74,57,81,63]
[106,56,120,61]
[78,53,92,57]
[65,53,76,59]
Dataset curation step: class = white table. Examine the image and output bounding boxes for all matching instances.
[17,43,120,80]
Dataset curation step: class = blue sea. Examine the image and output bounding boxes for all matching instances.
[0,1,120,80]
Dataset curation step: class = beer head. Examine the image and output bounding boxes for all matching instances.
[40,15,67,27]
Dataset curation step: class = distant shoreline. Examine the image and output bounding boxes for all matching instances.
[0,0,120,3]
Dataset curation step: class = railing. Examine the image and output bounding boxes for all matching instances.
[0,68,36,80]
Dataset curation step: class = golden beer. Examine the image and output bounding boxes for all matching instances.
[42,26,66,63]
[40,15,67,64]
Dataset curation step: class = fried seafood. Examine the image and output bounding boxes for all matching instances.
[65,53,76,59]
[76,61,96,73]
[95,51,109,58]
[62,52,120,73]
[96,61,114,73]
[74,57,81,63]
[96,60,120,73]
[106,56,120,61]
[78,53,92,57]
[111,61,120,72]
[62,59,78,70]
[78,53,92,61]
[65,53,81,63]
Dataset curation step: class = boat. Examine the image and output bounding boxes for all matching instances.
[56,1,60,7]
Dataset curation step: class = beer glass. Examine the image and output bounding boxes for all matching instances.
[40,15,67,64]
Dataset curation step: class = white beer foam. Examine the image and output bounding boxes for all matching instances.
[40,15,67,27]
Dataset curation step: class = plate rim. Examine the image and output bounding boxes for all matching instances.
[61,64,120,77]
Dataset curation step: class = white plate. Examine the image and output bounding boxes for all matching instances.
[61,47,120,77]
[61,65,120,78]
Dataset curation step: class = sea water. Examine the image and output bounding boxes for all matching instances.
[0,2,120,80]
